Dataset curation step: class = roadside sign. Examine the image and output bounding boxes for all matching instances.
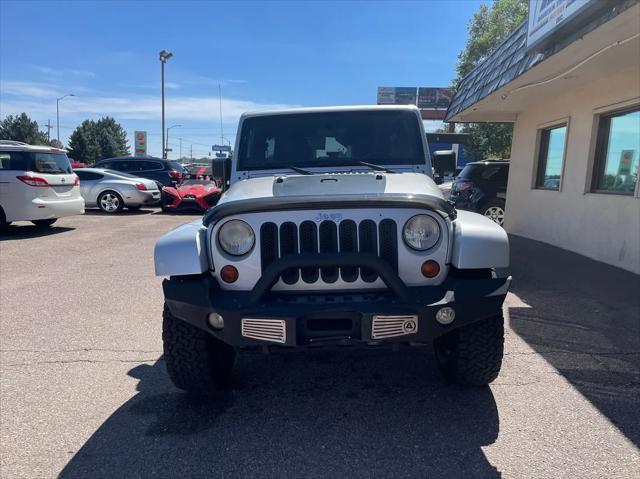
[215,152,227,158]
[212,144,231,152]
[134,131,147,157]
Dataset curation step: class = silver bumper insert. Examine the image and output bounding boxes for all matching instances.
[241,318,286,344]
[371,315,418,339]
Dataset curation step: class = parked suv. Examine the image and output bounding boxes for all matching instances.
[0,140,84,230]
[449,160,509,226]
[93,156,187,187]
[154,106,512,394]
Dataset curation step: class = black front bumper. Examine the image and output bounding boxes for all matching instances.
[163,272,511,347]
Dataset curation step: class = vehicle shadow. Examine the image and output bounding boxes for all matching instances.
[59,347,501,478]
[507,235,640,447]
[0,225,75,241]
[82,208,157,216]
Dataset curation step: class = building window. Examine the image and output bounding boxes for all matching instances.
[592,107,639,195]
[536,124,567,190]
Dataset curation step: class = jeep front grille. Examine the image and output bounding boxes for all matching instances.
[259,219,398,284]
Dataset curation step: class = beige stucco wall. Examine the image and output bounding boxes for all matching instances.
[505,65,640,274]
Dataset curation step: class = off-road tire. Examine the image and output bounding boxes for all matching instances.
[434,314,504,386]
[31,218,57,228]
[162,304,236,394]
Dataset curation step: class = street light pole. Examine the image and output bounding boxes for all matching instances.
[165,124,181,158]
[159,50,173,159]
[56,93,75,143]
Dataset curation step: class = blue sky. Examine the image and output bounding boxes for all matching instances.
[0,0,482,158]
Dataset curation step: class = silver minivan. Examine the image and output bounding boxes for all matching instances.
[0,140,84,229]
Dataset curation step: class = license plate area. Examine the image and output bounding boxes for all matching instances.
[297,311,362,343]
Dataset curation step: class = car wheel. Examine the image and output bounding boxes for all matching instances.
[0,209,11,232]
[434,314,504,386]
[162,304,236,394]
[98,191,124,214]
[31,219,57,228]
[482,198,506,226]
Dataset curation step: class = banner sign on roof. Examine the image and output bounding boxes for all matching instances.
[527,0,597,49]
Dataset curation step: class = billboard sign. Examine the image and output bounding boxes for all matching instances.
[377,87,396,104]
[134,131,147,157]
[417,88,452,109]
[376,87,417,105]
[527,0,597,49]
[377,86,452,113]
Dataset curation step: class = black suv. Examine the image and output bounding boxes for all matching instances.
[93,156,187,187]
[449,160,509,226]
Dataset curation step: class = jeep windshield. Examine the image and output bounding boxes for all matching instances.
[237,110,425,170]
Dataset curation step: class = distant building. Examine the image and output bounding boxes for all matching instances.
[446,0,640,273]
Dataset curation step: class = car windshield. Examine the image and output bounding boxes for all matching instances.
[237,110,425,170]
[169,161,187,172]
[29,152,72,174]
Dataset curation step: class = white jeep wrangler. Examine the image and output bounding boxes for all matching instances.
[155,105,511,393]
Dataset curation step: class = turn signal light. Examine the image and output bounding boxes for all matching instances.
[421,260,440,278]
[220,265,239,283]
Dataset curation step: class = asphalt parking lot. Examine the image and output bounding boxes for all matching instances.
[1,210,639,478]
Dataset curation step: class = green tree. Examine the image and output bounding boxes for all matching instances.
[67,117,129,164]
[454,0,528,160]
[0,113,48,145]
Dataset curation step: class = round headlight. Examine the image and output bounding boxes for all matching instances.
[218,220,255,256]
[403,214,441,251]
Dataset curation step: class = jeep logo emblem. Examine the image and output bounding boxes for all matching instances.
[402,319,417,333]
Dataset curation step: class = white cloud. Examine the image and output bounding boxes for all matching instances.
[0,80,64,98]
[0,81,297,122]
[25,64,96,78]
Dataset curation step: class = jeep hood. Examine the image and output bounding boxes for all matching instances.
[218,172,444,205]
[203,172,455,226]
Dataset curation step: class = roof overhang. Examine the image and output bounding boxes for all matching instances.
[449,3,640,123]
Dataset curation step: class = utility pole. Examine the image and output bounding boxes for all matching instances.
[179,138,182,159]
[44,120,53,143]
[159,50,173,159]
[190,144,193,160]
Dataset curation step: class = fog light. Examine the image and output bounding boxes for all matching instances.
[436,307,455,325]
[421,260,440,278]
[207,312,224,330]
[220,265,239,283]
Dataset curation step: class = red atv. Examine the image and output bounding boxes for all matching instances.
[161,178,221,213]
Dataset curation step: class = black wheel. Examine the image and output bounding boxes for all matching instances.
[97,191,124,213]
[434,314,504,386]
[0,208,11,232]
[162,304,236,394]
[481,198,506,226]
[31,218,57,228]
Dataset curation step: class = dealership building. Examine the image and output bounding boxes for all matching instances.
[446,0,640,274]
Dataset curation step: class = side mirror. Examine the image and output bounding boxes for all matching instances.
[432,150,456,180]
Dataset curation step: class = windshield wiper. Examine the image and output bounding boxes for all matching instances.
[272,164,315,175]
[357,161,397,174]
